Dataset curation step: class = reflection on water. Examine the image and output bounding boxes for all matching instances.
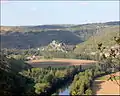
[59,87,70,95]
[52,81,71,95]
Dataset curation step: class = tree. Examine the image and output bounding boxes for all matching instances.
[85,88,92,95]
[34,83,50,94]
[97,36,120,86]
[44,73,54,83]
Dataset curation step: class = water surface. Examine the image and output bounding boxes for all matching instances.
[59,88,70,95]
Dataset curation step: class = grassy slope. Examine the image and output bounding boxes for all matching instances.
[96,72,120,80]
[96,76,120,80]
[74,26,119,54]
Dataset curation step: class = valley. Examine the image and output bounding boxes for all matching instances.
[1,1,120,95]
[0,21,120,95]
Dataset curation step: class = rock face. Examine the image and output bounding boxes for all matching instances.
[46,40,67,52]
[44,40,75,52]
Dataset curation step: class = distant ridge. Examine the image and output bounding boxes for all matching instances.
[0,21,119,49]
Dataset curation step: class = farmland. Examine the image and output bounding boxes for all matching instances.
[27,59,97,68]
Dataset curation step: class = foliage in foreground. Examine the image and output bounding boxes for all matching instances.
[0,54,35,95]
[70,67,106,95]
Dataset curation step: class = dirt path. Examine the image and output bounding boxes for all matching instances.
[92,72,120,95]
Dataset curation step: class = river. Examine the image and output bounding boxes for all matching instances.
[52,81,71,95]
[58,87,70,95]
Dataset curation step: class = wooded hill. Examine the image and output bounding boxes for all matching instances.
[74,26,119,54]
[0,21,119,49]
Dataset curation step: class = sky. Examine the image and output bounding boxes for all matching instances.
[1,1,120,26]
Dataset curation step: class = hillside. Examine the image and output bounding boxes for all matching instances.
[0,30,82,49]
[0,21,119,49]
[1,21,119,33]
[70,21,120,41]
[0,53,33,95]
[74,26,119,54]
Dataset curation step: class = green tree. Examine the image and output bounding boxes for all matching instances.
[85,88,92,95]
[34,83,50,94]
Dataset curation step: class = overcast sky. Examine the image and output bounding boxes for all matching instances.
[1,1,119,26]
